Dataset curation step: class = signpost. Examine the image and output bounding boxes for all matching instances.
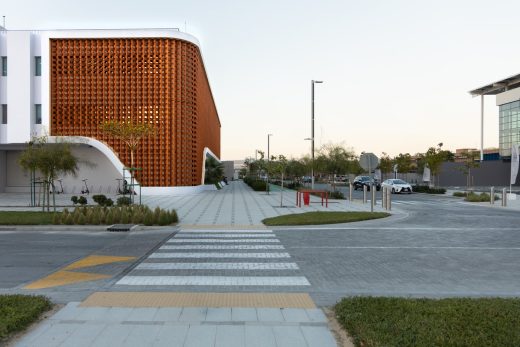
[359,153,379,177]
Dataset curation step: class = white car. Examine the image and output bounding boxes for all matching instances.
[381,179,413,194]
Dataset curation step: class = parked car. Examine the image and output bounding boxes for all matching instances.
[353,176,381,191]
[381,179,413,194]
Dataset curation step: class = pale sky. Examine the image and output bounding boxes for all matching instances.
[3,0,519,160]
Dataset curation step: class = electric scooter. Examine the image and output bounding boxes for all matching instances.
[81,179,90,195]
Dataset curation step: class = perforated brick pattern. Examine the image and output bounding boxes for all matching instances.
[50,38,220,187]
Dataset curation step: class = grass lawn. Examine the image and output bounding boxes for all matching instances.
[0,211,57,225]
[335,297,520,347]
[0,295,53,341]
[262,211,389,226]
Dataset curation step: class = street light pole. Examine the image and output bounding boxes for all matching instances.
[267,134,273,194]
[311,80,323,190]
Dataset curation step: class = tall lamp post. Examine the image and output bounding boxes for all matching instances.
[267,134,273,194]
[311,80,323,189]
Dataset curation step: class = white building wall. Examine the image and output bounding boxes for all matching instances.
[496,87,520,106]
[6,31,32,143]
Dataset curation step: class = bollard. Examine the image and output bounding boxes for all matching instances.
[349,183,353,201]
[382,187,387,209]
[490,187,494,205]
[386,186,392,211]
[502,188,507,207]
[363,185,367,204]
[371,185,375,212]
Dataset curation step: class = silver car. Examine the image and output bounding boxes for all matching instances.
[381,179,413,194]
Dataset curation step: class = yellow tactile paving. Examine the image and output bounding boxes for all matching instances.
[80,292,316,308]
[24,271,111,289]
[63,255,136,270]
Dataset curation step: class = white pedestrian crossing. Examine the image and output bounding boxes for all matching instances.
[116,229,310,288]
[174,233,276,238]
[149,252,291,258]
[168,238,280,243]
[159,245,285,250]
[136,262,299,270]
[117,276,310,286]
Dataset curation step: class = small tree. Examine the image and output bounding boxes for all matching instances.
[204,156,224,184]
[271,155,288,207]
[100,120,155,170]
[378,152,393,180]
[19,137,79,212]
[315,144,356,191]
[423,143,450,187]
[457,150,480,190]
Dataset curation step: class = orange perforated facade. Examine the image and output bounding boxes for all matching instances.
[50,37,220,187]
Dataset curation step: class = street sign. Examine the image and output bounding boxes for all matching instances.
[359,153,379,173]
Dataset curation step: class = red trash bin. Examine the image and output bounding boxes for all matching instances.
[303,192,310,206]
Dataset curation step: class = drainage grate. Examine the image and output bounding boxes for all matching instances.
[107,224,137,232]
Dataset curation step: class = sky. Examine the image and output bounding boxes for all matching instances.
[3,0,520,160]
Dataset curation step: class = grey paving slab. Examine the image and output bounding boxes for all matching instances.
[15,322,53,346]
[305,309,328,323]
[153,307,182,322]
[123,325,162,347]
[215,325,245,347]
[49,302,85,321]
[281,308,311,322]
[75,307,110,321]
[27,323,81,347]
[256,308,285,322]
[273,326,309,347]
[301,326,338,347]
[103,307,134,322]
[152,325,189,347]
[179,307,208,322]
[231,308,258,322]
[59,323,106,347]
[205,307,232,322]
[183,325,217,347]
[90,324,134,347]
[244,326,277,347]
[125,308,159,322]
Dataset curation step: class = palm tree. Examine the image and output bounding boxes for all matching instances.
[204,156,224,184]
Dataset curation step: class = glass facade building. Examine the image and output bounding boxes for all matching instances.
[499,100,520,157]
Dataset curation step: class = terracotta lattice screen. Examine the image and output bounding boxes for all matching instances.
[50,38,220,187]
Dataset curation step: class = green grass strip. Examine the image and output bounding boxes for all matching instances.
[0,211,57,225]
[262,211,389,226]
[335,297,520,347]
[0,295,52,341]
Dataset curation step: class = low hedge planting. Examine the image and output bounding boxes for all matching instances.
[413,185,446,194]
[55,205,178,226]
[465,191,499,202]
[0,295,52,342]
[243,177,268,191]
[335,297,520,347]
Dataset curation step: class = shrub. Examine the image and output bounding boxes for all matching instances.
[169,210,179,224]
[105,210,114,225]
[105,198,114,207]
[144,211,154,226]
[52,213,61,225]
[70,196,79,205]
[132,210,143,224]
[116,197,132,206]
[77,213,86,225]
[158,210,170,226]
[91,209,101,225]
[245,179,268,191]
[453,191,467,197]
[78,196,88,205]
[92,194,107,206]
[329,191,346,199]
[465,192,499,202]
[413,185,446,194]
[120,210,129,224]
[64,213,74,225]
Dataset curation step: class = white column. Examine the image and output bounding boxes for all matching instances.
[480,94,484,161]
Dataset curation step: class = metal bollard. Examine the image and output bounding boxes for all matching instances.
[371,185,375,212]
[363,185,367,204]
[490,187,494,205]
[382,187,387,209]
[349,183,353,201]
[386,187,392,211]
[502,188,507,207]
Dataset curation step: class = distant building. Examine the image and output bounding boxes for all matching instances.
[470,74,520,159]
[454,148,499,162]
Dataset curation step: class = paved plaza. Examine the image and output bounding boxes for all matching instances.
[4,180,520,346]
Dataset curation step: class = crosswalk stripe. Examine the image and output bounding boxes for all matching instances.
[178,229,273,233]
[136,262,299,270]
[148,252,291,258]
[168,239,281,243]
[116,276,310,286]
[160,245,285,250]
[174,234,276,238]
